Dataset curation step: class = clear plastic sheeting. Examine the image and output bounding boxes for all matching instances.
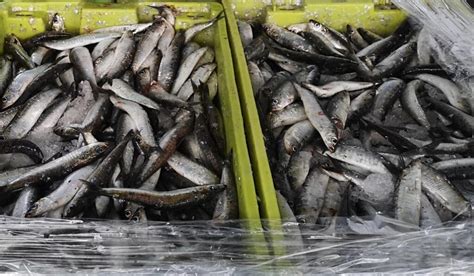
[0,216,472,274]
[393,0,474,95]
[0,216,268,274]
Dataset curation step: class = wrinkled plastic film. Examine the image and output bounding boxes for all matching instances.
[393,0,474,95]
[0,216,472,274]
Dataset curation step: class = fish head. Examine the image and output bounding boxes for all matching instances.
[51,13,66,32]
[6,35,21,47]
[0,93,16,109]
[324,136,339,153]
[346,24,356,35]
[309,20,327,34]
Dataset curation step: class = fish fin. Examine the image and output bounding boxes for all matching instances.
[78,179,102,194]
[123,129,138,143]
[94,85,113,98]
[25,202,41,218]
[343,32,357,56]
[422,139,443,152]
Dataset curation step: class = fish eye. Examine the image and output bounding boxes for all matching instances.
[131,216,140,223]
[125,210,132,218]
[2,96,7,102]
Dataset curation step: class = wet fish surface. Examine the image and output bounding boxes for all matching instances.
[238,18,472,229]
[0,12,234,223]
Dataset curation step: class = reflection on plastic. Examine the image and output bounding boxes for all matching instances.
[0,216,472,274]
[393,0,474,96]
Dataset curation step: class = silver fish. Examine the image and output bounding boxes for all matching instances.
[295,83,338,151]
[43,32,122,50]
[395,160,422,226]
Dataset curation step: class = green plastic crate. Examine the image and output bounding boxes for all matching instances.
[222,0,406,255]
[0,0,265,236]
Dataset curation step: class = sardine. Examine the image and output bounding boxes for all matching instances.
[295,83,338,151]
[93,23,152,34]
[371,78,405,121]
[0,139,43,164]
[171,47,208,94]
[91,38,117,61]
[96,184,225,209]
[26,164,96,217]
[400,80,430,128]
[271,81,297,111]
[287,146,313,191]
[372,42,416,79]
[303,81,373,98]
[12,187,39,217]
[283,120,315,154]
[0,142,109,193]
[416,74,470,113]
[167,152,220,185]
[395,160,422,225]
[109,95,157,150]
[357,27,382,43]
[5,35,35,69]
[326,91,350,135]
[184,12,223,43]
[0,56,13,97]
[42,32,122,51]
[238,21,253,48]
[3,88,62,139]
[132,19,167,73]
[421,163,470,215]
[426,98,474,136]
[213,157,238,220]
[347,24,369,49]
[70,47,105,97]
[158,31,184,91]
[263,23,317,54]
[1,63,51,109]
[295,167,329,223]
[325,145,390,175]
[103,31,136,82]
[268,103,307,129]
[105,79,160,110]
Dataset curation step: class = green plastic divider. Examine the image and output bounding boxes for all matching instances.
[0,0,268,253]
[223,0,406,257]
[222,0,285,260]
[232,0,406,35]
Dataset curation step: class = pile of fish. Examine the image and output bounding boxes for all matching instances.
[0,7,239,222]
[239,19,472,228]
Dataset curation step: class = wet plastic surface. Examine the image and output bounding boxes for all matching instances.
[0,216,472,274]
